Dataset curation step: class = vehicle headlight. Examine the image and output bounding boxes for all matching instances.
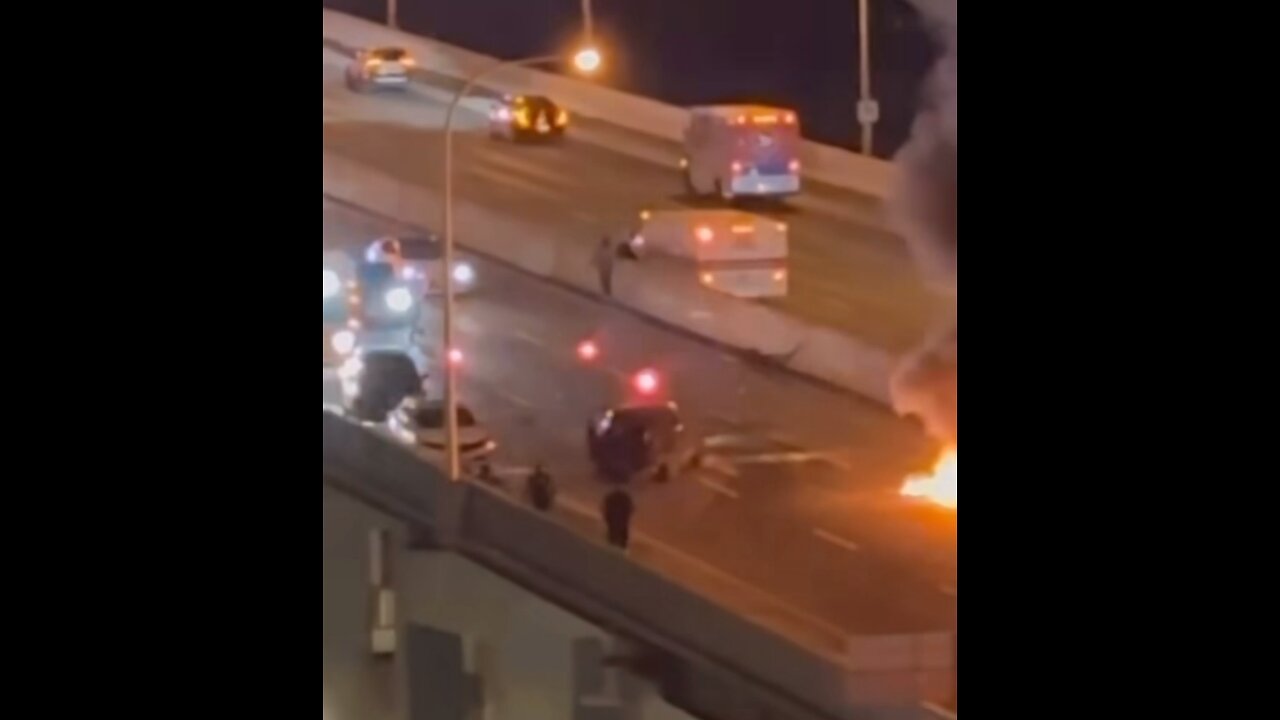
[323,269,341,299]
[385,287,414,313]
[331,330,356,356]
[337,356,363,381]
[452,262,475,285]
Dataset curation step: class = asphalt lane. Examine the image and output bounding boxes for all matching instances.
[322,49,943,352]
[323,199,956,637]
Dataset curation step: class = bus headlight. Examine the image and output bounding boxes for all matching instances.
[385,287,414,313]
[324,269,341,299]
[452,262,476,286]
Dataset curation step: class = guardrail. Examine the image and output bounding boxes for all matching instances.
[323,409,955,719]
[322,9,896,199]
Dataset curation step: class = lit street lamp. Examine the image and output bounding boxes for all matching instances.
[440,48,602,481]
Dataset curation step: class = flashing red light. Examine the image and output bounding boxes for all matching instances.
[577,340,599,361]
[447,348,464,366]
[633,369,659,394]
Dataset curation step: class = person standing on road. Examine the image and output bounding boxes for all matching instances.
[592,236,615,297]
[525,463,556,512]
[602,488,634,550]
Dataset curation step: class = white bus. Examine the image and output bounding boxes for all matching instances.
[681,105,802,202]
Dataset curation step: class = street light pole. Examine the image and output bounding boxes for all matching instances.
[581,0,595,43]
[857,0,874,155]
[387,0,398,30]
[440,54,566,482]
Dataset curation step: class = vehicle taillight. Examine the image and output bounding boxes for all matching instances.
[695,226,714,243]
[447,348,464,366]
[772,269,787,282]
[700,272,715,285]
[577,340,599,361]
[784,112,796,124]
[788,159,801,173]
[633,369,659,394]
[731,161,744,174]
[555,109,569,126]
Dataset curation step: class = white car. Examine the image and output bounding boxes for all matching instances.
[346,47,414,92]
[366,236,476,296]
[388,395,497,465]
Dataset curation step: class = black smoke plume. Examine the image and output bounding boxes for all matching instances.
[888,0,957,444]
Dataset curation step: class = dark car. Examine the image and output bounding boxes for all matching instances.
[488,95,569,142]
[338,350,425,422]
[586,402,700,483]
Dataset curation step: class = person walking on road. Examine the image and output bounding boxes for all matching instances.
[525,463,556,512]
[602,488,634,550]
[592,236,615,297]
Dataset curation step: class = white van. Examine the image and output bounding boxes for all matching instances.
[628,208,789,299]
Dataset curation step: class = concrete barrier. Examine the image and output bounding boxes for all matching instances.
[323,409,954,719]
[322,10,896,199]
[322,150,895,405]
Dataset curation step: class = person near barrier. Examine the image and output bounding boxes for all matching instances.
[525,463,556,512]
[592,236,615,297]
[602,489,634,550]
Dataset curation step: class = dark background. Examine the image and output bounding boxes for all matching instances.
[323,0,938,158]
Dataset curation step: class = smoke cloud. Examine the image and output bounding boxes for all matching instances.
[888,0,957,445]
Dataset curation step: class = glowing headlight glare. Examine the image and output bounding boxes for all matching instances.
[385,287,414,313]
[323,269,341,299]
[331,330,356,356]
[452,262,475,285]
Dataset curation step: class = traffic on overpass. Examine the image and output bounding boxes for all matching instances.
[322,2,957,719]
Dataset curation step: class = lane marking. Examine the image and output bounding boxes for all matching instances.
[496,389,534,409]
[698,454,742,479]
[813,528,861,553]
[697,476,740,499]
[511,329,551,350]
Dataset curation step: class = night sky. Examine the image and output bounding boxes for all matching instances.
[324,0,938,158]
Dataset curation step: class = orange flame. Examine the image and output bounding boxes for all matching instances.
[901,448,956,509]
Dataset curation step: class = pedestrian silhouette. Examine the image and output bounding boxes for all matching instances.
[602,489,634,550]
[592,236,615,297]
[525,464,556,512]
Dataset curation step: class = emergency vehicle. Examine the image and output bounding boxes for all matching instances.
[365,236,477,297]
[626,208,789,299]
[323,249,422,365]
[488,95,569,142]
[681,105,802,202]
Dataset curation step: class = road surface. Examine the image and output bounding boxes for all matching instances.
[322,46,943,353]
[323,199,956,643]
